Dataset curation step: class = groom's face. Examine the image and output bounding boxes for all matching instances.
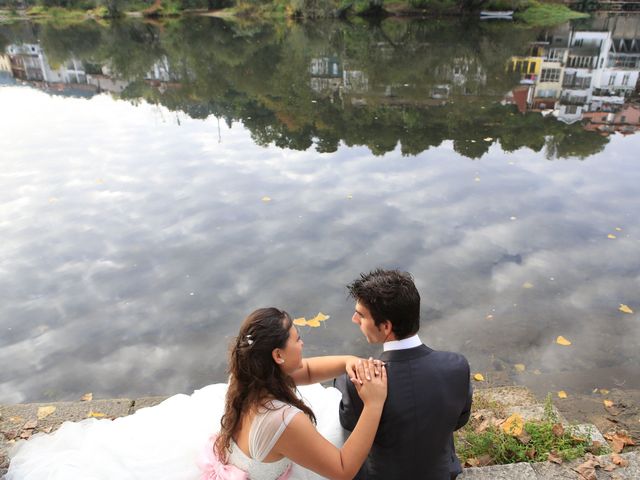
[352,301,385,344]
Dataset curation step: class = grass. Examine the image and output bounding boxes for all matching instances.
[515,0,588,26]
[455,394,608,466]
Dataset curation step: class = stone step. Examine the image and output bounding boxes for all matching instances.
[459,451,640,479]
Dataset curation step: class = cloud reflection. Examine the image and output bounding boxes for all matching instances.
[0,86,639,403]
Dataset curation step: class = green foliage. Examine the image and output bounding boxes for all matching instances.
[516,1,588,26]
[1,16,612,161]
[457,420,605,465]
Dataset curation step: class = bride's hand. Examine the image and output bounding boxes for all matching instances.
[347,356,383,385]
[351,358,387,407]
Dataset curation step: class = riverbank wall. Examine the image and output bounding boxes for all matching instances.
[1,386,639,478]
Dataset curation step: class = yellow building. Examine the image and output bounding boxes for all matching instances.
[508,56,543,76]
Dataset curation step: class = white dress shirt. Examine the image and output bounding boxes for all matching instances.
[383,334,422,352]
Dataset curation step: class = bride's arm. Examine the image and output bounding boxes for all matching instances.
[290,355,361,385]
[276,360,387,480]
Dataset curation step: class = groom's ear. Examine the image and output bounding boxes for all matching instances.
[380,320,393,341]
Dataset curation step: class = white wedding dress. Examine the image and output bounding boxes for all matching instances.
[5,383,347,480]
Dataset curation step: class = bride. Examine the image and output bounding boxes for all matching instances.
[6,307,387,480]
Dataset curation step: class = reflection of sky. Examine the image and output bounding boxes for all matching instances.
[1,86,639,403]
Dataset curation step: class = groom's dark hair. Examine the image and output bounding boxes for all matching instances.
[348,268,420,339]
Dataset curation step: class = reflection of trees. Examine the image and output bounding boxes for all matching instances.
[5,17,612,160]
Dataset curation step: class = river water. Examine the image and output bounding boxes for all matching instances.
[0,14,639,403]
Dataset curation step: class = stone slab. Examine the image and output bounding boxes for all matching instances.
[0,399,133,436]
[131,396,169,412]
[460,462,538,479]
[506,404,567,424]
[475,386,539,409]
[572,423,607,445]
[531,452,640,479]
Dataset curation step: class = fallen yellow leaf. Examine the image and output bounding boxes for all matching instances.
[293,317,307,326]
[558,391,568,399]
[556,336,572,346]
[604,400,614,408]
[261,196,272,203]
[514,364,526,372]
[599,389,610,395]
[608,234,617,239]
[619,304,633,314]
[615,227,622,231]
[37,406,56,419]
[473,373,485,382]
[474,177,481,182]
[309,312,330,323]
[306,320,321,327]
[502,413,524,436]
[522,282,534,289]
[88,411,106,418]
[484,137,493,142]
[81,392,93,402]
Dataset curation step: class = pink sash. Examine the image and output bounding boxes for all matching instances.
[199,435,292,480]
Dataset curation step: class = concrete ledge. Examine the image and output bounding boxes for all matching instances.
[460,462,539,479]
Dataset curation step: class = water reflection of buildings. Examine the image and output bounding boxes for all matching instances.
[309,53,487,106]
[506,15,640,135]
[2,43,180,98]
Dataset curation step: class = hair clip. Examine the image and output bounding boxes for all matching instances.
[246,334,254,345]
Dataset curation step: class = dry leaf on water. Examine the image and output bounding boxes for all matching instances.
[522,282,534,289]
[514,363,526,372]
[37,406,56,420]
[81,392,93,402]
[604,399,614,408]
[557,391,568,399]
[473,373,485,382]
[501,413,524,436]
[261,196,272,203]
[618,304,633,314]
[556,336,572,346]
[293,312,330,328]
[608,234,617,239]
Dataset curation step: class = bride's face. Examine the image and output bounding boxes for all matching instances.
[276,324,304,374]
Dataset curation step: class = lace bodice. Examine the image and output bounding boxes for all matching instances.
[227,400,301,480]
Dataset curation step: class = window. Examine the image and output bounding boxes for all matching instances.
[609,74,616,86]
[622,74,630,86]
[540,68,561,82]
[529,62,536,73]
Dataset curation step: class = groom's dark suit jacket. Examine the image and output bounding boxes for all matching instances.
[335,344,472,480]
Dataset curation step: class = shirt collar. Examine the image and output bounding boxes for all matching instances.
[383,334,422,352]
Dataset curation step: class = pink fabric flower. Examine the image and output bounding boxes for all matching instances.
[199,435,292,480]
[199,435,248,480]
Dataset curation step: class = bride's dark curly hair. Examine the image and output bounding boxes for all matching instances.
[215,307,317,462]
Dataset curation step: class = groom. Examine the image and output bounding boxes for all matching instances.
[335,269,472,480]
